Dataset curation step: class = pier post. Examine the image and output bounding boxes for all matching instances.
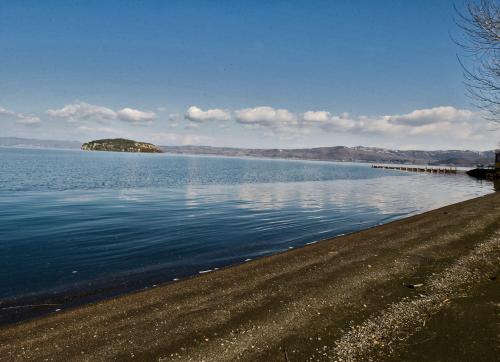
[496,150,500,178]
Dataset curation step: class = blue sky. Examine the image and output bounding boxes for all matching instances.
[0,0,498,150]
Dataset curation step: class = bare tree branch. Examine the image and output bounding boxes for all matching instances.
[455,0,500,122]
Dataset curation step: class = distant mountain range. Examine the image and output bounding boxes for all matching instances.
[160,145,495,167]
[0,137,495,167]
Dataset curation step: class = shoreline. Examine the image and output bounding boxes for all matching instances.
[160,151,478,170]
[0,146,483,169]
[1,192,499,361]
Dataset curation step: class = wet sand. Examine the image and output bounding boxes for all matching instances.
[1,192,499,361]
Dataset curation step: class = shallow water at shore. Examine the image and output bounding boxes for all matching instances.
[0,148,494,308]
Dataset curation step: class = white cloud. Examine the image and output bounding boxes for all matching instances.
[354,106,485,140]
[0,107,41,126]
[235,106,297,127]
[386,106,475,127]
[236,105,489,142]
[227,105,494,146]
[116,108,156,124]
[47,102,115,122]
[302,110,355,131]
[47,102,156,125]
[302,110,332,123]
[8,101,494,149]
[185,106,231,123]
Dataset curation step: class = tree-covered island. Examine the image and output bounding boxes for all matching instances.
[81,138,163,153]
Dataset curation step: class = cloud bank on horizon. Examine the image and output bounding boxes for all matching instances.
[1,102,497,150]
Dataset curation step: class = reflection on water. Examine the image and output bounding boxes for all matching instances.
[234,174,488,216]
[0,148,495,303]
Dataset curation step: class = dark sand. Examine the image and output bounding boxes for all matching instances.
[1,193,499,361]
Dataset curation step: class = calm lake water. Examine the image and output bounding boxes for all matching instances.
[0,148,494,318]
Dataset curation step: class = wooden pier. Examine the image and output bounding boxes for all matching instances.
[371,165,459,174]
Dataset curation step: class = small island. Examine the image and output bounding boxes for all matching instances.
[81,138,163,153]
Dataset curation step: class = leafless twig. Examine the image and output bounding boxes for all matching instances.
[454,0,500,122]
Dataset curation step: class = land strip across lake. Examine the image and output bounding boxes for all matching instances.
[0,193,499,361]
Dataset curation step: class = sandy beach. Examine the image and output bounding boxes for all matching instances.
[1,192,499,361]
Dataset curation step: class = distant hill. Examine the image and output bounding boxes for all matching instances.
[82,138,163,153]
[0,137,81,149]
[1,137,494,166]
[160,145,495,167]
